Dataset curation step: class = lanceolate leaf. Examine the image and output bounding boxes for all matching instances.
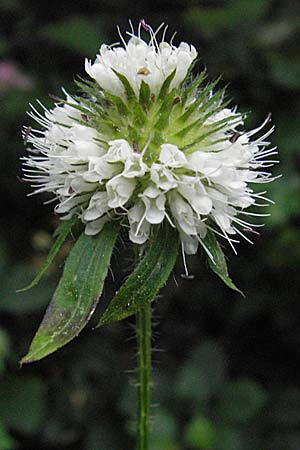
[98,223,180,327]
[21,222,119,364]
[17,216,78,292]
[203,230,243,295]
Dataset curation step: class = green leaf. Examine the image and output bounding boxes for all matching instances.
[185,416,216,449]
[269,433,300,450]
[0,0,20,11]
[17,216,77,292]
[0,263,52,314]
[184,0,269,33]
[0,37,8,56]
[0,240,8,275]
[218,379,268,423]
[84,423,125,450]
[0,328,10,374]
[0,421,15,450]
[0,376,46,434]
[269,52,300,89]
[150,409,179,450]
[203,230,243,295]
[21,222,119,364]
[42,16,103,55]
[176,340,226,403]
[98,223,179,326]
[269,388,300,426]
[214,426,243,450]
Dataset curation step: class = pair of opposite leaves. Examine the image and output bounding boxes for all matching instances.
[20,218,241,364]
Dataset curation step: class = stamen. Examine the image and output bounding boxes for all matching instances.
[233,226,254,244]
[117,25,128,49]
[197,236,216,261]
[181,241,189,277]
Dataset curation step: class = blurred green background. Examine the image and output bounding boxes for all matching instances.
[0,0,299,449]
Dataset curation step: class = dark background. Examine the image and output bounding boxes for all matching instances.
[0,0,299,449]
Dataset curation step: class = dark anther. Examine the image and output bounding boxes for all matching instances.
[266,112,272,123]
[230,132,242,143]
[23,126,32,145]
[180,274,195,280]
[48,93,64,103]
[16,175,26,183]
[173,96,181,105]
[140,19,151,32]
[133,140,139,152]
[81,114,89,122]
[137,67,150,75]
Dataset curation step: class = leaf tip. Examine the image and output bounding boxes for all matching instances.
[239,288,246,298]
[19,354,33,366]
[16,284,32,293]
[96,316,108,328]
[228,280,244,297]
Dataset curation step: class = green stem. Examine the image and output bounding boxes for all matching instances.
[136,303,152,450]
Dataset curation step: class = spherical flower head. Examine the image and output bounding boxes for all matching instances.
[22,22,278,259]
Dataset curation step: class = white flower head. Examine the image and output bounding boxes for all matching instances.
[22,22,278,257]
[85,23,197,100]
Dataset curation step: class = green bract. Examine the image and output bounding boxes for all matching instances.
[73,71,241,165]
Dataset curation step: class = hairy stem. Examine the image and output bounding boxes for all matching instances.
[136,303,152,450]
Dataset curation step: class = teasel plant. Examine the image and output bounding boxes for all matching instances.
[19,20,278,449]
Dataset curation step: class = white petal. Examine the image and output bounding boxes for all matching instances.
[159,143,187,168]
[85,216,108,235]
[106,139,133,162]
[106,175,136,208]
[180,232,199,255]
